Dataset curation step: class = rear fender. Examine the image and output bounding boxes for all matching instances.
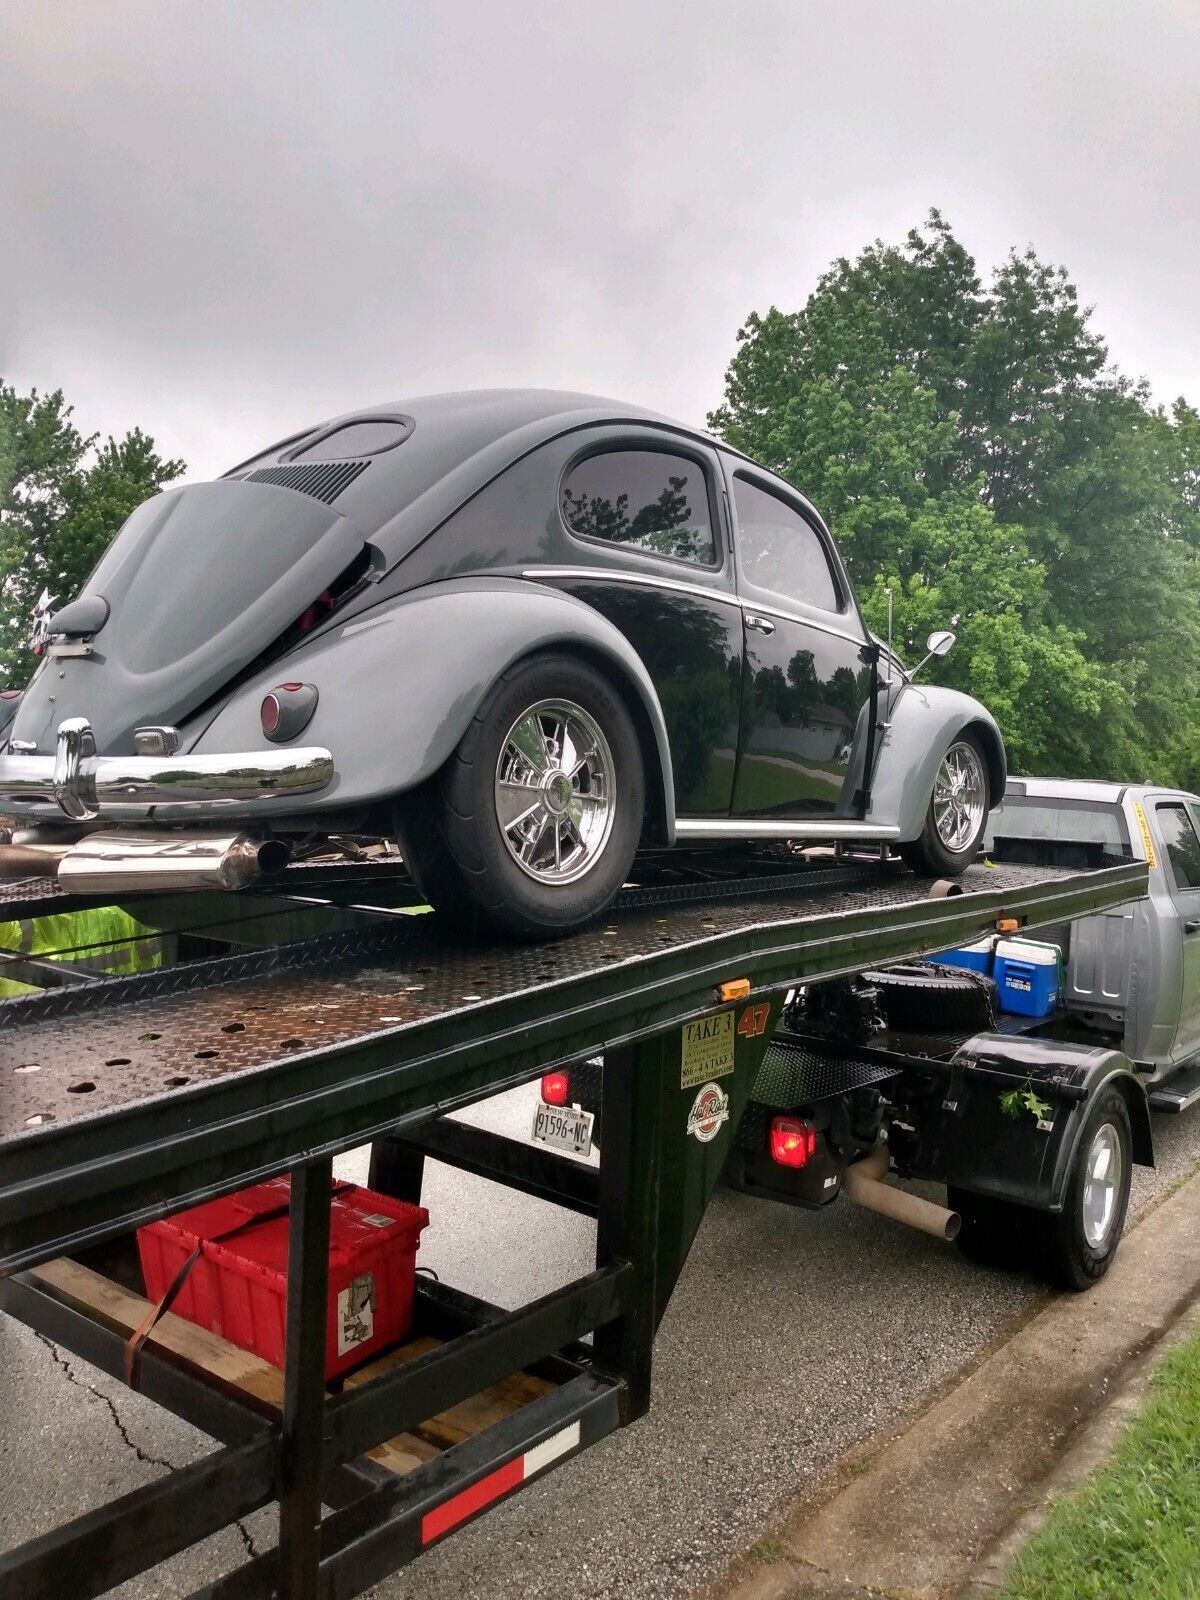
[902,1034,1152,1212]
[865,685,1006,842]
[189,578,676,834]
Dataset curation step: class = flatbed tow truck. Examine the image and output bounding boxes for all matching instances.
[0,848,1148,1599]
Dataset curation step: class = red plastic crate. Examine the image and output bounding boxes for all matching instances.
[136,1177,429,1382]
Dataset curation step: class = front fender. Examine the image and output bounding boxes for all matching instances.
[865,684,1006,842]
[190,578,676,832]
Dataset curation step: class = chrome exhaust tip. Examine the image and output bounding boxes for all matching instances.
[2,830,295,894]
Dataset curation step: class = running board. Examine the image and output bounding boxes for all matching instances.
[673,818,902,842]
[1148,1058,1200,1114]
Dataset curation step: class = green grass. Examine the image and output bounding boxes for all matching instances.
[999,1326,1200,1600]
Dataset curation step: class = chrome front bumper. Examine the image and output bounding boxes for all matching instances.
[0,717,334,821]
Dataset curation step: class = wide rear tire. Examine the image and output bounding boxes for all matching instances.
[397,654,644,940]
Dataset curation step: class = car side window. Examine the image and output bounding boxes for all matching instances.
[732,474,841,613]
[1156,803,1200,892]
[560,449,717,568]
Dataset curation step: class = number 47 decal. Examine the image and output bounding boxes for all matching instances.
[737,1003,771,1039]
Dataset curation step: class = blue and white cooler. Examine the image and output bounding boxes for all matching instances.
[992,938,1061,1018]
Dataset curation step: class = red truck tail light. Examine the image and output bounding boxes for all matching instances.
[769,1116,817,1169]
[540,1071,570,1106]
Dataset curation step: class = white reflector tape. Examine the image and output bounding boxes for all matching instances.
[523,1420,581,1479]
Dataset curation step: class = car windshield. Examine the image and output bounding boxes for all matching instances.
[985,796,1133,860]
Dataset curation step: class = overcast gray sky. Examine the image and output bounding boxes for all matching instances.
[3,0,1198,483]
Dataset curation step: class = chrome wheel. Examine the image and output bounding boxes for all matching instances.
[1081,1122,1123,1249]
[933,741,987,853]
[494,699,616,885]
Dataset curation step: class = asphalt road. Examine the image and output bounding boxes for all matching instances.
[2,1085,1199,1600]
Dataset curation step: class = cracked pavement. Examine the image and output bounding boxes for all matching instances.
[2,1084,1199,1599]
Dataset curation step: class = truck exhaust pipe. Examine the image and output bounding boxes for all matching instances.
[843,1142,961,1242]
[0,830,292,894]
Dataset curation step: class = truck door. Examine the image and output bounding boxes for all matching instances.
[1153,800,1200,1062]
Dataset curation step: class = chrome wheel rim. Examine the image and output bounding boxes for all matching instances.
[933,741,987,853]
[495,699,616,885]
[1081,1123,1123,1249]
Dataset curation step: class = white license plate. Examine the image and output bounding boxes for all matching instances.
[531,1101,594,1157]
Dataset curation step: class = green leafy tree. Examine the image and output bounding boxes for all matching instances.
[0,383,184,682]
[710,212,1200,783]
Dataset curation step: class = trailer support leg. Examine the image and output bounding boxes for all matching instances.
[592,1037,665,1422]
[278,1156,333,1600]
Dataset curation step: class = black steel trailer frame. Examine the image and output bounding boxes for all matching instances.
[0,853,1147,1599]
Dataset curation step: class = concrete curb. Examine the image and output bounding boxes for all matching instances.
[710,1167,1200,1600]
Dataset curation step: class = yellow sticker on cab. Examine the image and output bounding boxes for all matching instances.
[1131,800,1158,869]
[681,1010,735,1089]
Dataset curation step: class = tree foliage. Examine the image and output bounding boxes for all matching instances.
[0,384,184,682]
[710,211,1200,782]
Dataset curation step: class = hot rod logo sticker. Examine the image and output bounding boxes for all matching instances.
[686,1082,730,1143]
[681,1011,735,1089]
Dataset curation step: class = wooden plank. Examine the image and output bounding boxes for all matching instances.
[29,1258,286,1410]
[345,1339,556,1450]
[29,1258,559,1480]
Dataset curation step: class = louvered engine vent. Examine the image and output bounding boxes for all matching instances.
[245,460,370,504]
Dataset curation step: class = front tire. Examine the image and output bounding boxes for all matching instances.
[901,733,989,877]
[397,654,645,939]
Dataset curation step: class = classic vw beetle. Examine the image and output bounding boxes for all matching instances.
[0,391,1004,936]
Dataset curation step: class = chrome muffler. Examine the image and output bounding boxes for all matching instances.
[0,830,292,893]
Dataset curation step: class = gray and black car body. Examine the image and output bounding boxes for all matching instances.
[0,390,1005,935]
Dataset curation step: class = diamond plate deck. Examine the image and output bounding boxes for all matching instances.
[0,854,1147,1272]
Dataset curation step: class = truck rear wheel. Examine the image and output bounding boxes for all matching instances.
[950,1086,1132,1291]
[1040,1085,1132,1291]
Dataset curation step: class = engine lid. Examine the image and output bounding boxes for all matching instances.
[10,479,365,755]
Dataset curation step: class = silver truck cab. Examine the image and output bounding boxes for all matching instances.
[987,778,1200,1089]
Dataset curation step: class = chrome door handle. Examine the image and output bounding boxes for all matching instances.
[745,613,775,635]
[1185,919,1200,935]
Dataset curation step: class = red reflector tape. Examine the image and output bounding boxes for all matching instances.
[420,1420,582,1545]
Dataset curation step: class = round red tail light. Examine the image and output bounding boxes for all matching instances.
[260,683,318,742]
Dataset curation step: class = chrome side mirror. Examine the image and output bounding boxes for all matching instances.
[926,629,956,658]
[909,629,958,681]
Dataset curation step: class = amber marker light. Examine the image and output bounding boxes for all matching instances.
[716,978,752,1003]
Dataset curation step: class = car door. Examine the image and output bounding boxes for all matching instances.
[1153,799,1200,1062]
[724,463,874,818]
[549,435,744,816]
